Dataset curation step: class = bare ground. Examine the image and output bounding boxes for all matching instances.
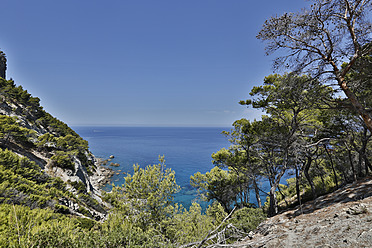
[232,177,372,248]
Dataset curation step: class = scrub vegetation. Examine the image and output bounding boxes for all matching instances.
[0,0,371,247]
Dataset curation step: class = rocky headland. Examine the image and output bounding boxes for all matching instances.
[0,77,114,221]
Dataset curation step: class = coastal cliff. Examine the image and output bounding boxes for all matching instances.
[0,77,111,220]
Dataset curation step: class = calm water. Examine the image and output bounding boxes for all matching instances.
[73,126,231,208]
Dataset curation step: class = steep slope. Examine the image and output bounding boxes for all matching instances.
[0,77,112,220]
[236,177,372,247]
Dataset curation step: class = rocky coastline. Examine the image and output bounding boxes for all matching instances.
[90,157,115,190]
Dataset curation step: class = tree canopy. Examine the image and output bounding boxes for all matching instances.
[257,0,372,131]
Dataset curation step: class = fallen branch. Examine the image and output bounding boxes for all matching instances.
[179,207,237,248]
[197,206,237,248]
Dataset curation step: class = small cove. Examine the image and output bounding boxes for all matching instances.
[73,126,279,209]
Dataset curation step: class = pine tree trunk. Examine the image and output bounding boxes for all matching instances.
[253,178,261,208]
[338,76,372,133]
[295,165,301,206]
[268,167,287,216]
[303,157,317,200]
[323,145,339,189]
[268,187,277,217]
[348,149,357,181]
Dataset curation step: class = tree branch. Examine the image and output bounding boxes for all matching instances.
[303,138,331,148]
[197,206,237,248]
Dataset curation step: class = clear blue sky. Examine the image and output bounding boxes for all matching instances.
[1,0,309,127]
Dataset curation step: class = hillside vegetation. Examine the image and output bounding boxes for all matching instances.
[0,61,370,247]
[0,77,109,220]
[0,0,371,247]
[0,77,267,247]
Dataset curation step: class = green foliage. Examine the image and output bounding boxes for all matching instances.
[215,71,371,217]
[37,133,56,148]
[0,77,94,175]
[0,64,267,247]
[0,115,32,146]
[101,158,221,247]
[101,157,268,247]
[54,204,70,214]
[0,155,268,247]
[51,151,75,171]
[0,204,82,247]
[106,156,180,229]
[0,79,42,112]
[69,180,87,193]
[276,167,340,208]
[56,134,88,151]
[76,217,96,230]
[228,207,266,233]
[206,201,228,224]
[191,167,239,212]
[78,193,105,214]
[77,206,93,218]
[163,202,215,245]
[0,148,97,220]
[99,211,170,248]
[35,112,82,139]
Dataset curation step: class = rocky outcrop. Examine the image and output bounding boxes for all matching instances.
[0,98,48,135]
[235,177,372,248]
[58,196,107,221]
[90,162,115,190]
[0,82,112,220]
[0,50,6,79]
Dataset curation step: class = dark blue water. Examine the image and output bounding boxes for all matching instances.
[73,126,231,208]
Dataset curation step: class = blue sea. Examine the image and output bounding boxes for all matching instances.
[73,126,232,209]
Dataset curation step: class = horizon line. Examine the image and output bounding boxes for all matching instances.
[71,124,232,128]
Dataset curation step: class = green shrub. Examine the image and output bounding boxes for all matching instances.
[54,204,70,214]
[77,207,93,218]
[51,151,74,171]
[228,207,267,233]
[0,204,86,247]
[70,180,87,193]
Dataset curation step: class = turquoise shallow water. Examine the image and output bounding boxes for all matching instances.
[73,126,231,209]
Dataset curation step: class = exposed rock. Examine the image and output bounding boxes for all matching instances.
[90,159,115,189]
[0,88,113,220]
[58,197,107,221]
[0,50,6,79]
[234,177,372,248]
